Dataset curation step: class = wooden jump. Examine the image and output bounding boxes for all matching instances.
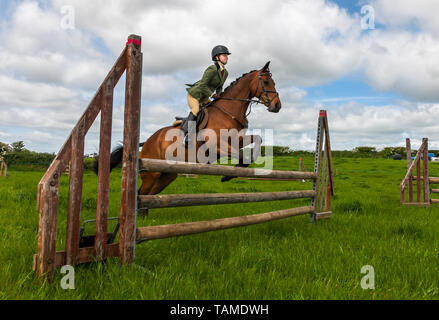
[136,109,333,243]
[33,34,334,279]
[0,156,7,177]
[400,138,439,206]
[34,35,143,278]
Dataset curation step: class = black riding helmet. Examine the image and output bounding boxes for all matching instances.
[211,45,231,61]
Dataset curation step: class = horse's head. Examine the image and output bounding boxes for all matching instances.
[252,61,281,113]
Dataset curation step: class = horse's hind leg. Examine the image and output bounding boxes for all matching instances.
[148,173,178,195]
[137,172,161,217]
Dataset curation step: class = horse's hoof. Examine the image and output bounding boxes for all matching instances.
[138,208,149,218]
[221,176,235,182]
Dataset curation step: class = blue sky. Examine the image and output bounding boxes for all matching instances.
[0,0,439,153]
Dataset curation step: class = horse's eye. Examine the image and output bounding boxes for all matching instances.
[263,80,269,85]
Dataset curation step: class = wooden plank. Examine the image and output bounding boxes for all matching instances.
[322,111,334,194]
[430,177,439,184]
[119,34,142,265]
[140,158,317,180]
[239,177,312,181]
[65,118,86,266]
[402,202,430,207]
[136,206,315,241]
[95,76,114,260]
[139,190,316,209]
[324,169,331,212]
[316,211,332,220]
[430,199,439,204]
[38,243,121,268]
[319,145,327,213]
[423,138,430,204]
[431,189,439,193]
[416,155,421,203]
[36,161,62,278]
[412,176,439,183]
[311,113,324,222]
[400,139,426,191]
[406,138,413,203]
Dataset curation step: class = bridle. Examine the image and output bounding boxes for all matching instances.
[255,71,279,108]
[211,71,279,126]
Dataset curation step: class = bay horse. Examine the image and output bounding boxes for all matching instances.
[97,61,281,201]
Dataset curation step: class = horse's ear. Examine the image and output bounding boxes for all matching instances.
[262,61,271,71]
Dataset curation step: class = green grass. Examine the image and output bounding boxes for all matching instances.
[1,156,439,299]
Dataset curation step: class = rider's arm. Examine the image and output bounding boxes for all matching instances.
[187,65,216,101]
[215,69,228,95]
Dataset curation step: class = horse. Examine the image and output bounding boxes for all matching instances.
[95,61,281,202]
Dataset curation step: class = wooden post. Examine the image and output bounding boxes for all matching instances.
[36,162,62,277]
[65,118,86,266]
[423,138,430,205]
[95,76,114,259]
[319,146,327,213]
[406,138,412,203]
[119,35,142,265]
[322,111,334,195]
[416,152,421,203]
[311,110,325,222]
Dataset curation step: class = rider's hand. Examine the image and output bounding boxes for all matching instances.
[211,93,219,100]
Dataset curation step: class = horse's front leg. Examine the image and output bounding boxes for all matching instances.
[220,134,262,182]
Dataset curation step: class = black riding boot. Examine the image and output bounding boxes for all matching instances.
[183,112,197,146]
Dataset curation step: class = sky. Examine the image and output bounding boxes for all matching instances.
[0,0,438,153]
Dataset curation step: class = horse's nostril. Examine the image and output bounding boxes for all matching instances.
[275,102,280,110]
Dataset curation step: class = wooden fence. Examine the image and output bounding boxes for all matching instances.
[136,111,334,243]
[400,138,439,206]
[34,34,142,278]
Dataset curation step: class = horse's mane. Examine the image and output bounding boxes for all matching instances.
[218,70,258,97]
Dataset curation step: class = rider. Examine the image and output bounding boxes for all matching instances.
[183,45,231,145]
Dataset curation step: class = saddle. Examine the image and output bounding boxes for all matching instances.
[173,102,211,131]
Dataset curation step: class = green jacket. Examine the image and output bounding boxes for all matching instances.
[186,62,228,101]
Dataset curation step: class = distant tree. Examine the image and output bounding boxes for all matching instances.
[11,141,25,152]
[380,147,406,158]
[353,146,377,154]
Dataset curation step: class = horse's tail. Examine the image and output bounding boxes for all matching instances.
[92,142,144,175]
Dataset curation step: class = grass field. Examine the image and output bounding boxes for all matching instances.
[1,156,439,299]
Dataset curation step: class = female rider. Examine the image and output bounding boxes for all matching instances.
[183,45,231,145]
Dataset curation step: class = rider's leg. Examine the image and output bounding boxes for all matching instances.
[184,93,200,145]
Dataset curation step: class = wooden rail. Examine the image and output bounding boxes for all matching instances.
[139,158,317,180]
[138,190,316,209]
[136,206,315,241]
